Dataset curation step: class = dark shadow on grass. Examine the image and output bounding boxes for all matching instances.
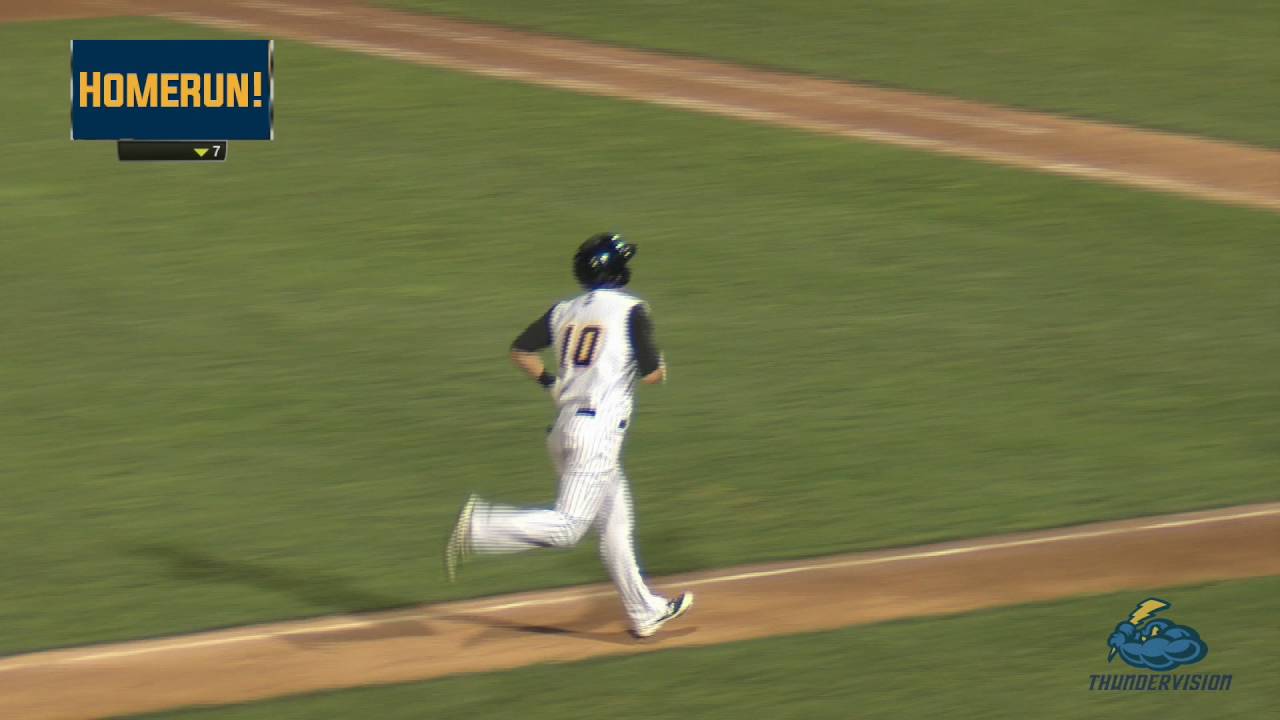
[126,543,418,615]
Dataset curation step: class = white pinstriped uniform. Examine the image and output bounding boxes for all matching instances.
[468,289,669,627]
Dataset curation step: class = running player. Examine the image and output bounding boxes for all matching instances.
[444,233,693,639]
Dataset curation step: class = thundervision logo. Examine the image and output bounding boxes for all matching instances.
[1108,598,1207,670]
[1088,597,1231,692]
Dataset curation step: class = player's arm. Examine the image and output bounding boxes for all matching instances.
[510,306,557,388]
[628,304,666,385]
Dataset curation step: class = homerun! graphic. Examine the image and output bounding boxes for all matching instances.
[71,40,273,141]
[77,71,266,109]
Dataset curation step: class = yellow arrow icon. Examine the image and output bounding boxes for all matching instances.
[194,147,208,157]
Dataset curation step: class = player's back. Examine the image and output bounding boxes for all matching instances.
[550,289,642,419]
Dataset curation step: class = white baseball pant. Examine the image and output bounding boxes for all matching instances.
[467,408,668,627]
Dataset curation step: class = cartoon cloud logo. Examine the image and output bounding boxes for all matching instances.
[1107,599,1208,671]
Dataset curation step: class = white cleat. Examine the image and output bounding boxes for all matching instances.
[444,494,478,583]
[630,592,694,639]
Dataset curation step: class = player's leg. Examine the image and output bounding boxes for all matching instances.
[596,469,668,628]
[466,417,609,554]
[467,471,606,553]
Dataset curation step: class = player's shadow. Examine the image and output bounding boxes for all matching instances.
[440,601,696,647]
[123,544,696,647]
[126,543,421,618]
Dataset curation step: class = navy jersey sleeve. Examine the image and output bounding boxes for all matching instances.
[511,306,555,351]
[627,304,662,375]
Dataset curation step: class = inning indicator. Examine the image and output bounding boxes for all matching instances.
[117,141,228,162]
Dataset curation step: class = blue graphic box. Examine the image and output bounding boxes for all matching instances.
[71,40,274,140]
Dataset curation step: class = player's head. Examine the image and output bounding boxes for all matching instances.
[574,232,636,289]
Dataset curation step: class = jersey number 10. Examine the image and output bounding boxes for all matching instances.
[560,324,603,368]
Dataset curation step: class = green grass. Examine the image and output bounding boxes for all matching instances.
[147,577,1280,719]
[381,0,1280,148]
[2,16,1279,655]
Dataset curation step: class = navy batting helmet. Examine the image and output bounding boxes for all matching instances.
[574,232,636,289]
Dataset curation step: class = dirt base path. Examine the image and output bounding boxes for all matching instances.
[2,503,1278,719]
[33,0,1272,212]
[0,0,120,22]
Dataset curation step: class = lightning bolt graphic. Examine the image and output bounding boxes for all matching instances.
[1109,598,1170,661]
[1128,598,1170,626]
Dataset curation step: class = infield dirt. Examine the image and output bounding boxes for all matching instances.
[1,504,1278,718]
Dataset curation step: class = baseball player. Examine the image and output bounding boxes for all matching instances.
[444,233,693,639]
